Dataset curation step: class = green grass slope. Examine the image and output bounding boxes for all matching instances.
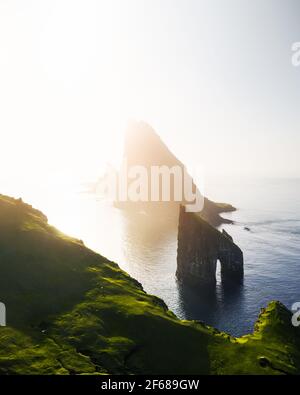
[0,194,299,375]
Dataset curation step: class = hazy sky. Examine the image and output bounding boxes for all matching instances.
[1,0,300,190]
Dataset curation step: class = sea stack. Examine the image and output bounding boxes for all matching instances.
[116,121,236,226]
[177,206,244,286]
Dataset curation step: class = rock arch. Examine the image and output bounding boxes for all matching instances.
[176,206,244,287]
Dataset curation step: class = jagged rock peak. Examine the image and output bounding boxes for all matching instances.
[121,121,236,225]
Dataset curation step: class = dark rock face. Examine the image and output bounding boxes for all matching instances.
[177,206,244,286]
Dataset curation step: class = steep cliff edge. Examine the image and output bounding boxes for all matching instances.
[0,194,299,375]
[177,206,244,286]
[116,121,235,226]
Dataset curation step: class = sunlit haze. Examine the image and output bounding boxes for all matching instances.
[1,0,300,213]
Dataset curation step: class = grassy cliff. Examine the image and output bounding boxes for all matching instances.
[0,194,299,375]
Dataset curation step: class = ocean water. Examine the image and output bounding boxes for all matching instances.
[2,176,300,336]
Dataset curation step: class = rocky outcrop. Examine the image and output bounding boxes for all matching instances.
[115,121,235,225]
[177,206,244,286]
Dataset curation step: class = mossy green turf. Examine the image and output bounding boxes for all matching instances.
[0,194,299,375]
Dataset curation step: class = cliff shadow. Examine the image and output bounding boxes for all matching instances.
[177,280,218,323]
[176,276,244,330]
